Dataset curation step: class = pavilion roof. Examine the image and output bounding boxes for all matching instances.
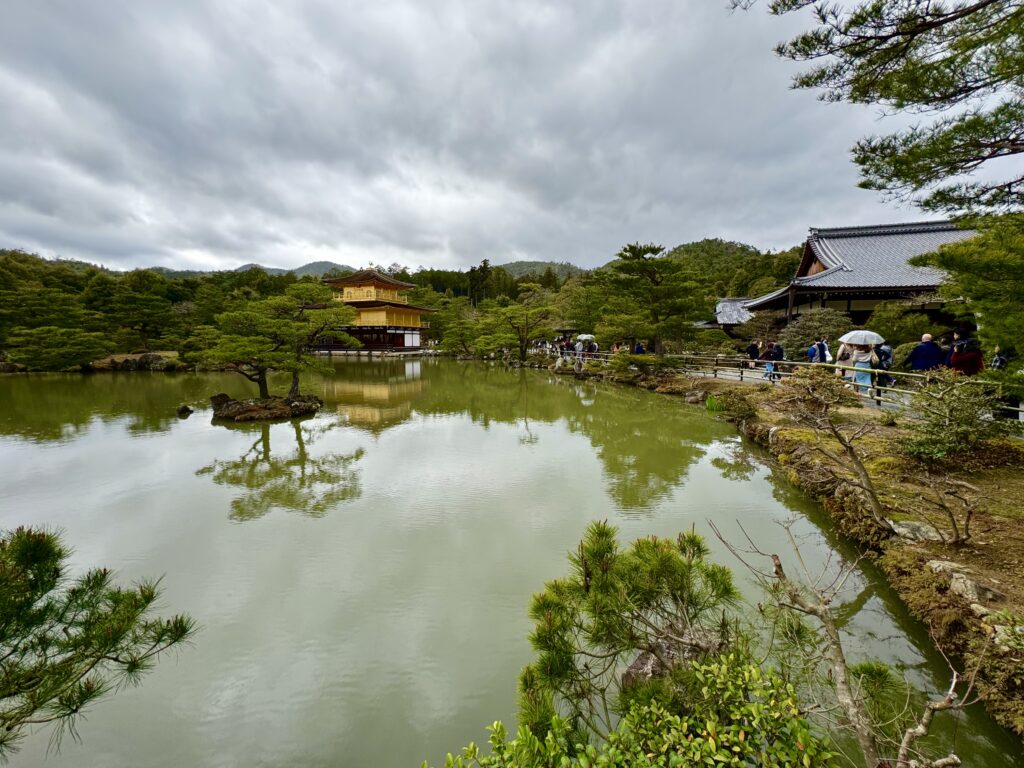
[745,220,974,311]
[324,268,416,289]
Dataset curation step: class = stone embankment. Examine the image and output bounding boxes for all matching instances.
[549,358,1024,736]
[0,352,191,373]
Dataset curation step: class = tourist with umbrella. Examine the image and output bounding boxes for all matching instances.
[838,330,885,394]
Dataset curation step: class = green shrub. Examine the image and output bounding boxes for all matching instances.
[427,659,836,768]
[904,369,1021,460]
[716,389,758,421]
[867,300,934,346]
[892,341,917,370]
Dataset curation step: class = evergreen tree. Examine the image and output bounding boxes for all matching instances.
[777,308,854,357]
[6,327,113,371]
[747,0,1024,212]
[492,285,557,361]
[602,243,705,353]
[194,283,357,398]
[912,214,1024,350]
[517,521,738,741]
[0,527,196,759]
[109,271,176,350]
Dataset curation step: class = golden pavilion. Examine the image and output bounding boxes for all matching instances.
[321,269,432,351]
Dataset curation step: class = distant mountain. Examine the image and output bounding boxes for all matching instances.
[150,266,216,278]
[494,260,585,279]
[232,262,283,274]
[148,261,356,278]
[292,261,357,277]
[232,261,355,276]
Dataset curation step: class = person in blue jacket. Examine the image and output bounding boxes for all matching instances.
[904,334,944,371]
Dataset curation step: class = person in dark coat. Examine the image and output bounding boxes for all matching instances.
[762,341,784,381]
[904,334,945,371]
[950,337,985,375]
[815,337,829,364]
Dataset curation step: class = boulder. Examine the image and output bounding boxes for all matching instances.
[890,519,944,542]
[970,603,993,619]
[949,572,1005,605]
[0,361,25,373]
[210,394,323,422]
[176,404,193,418]
[137,353,167,371]
[925,560,1004,605]
[927,560,968,575]
[210,393,233,408]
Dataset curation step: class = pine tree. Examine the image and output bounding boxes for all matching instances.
[0,528,196,758]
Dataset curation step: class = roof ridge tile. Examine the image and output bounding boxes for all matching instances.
[809,220,960,239]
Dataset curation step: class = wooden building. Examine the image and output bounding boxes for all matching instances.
[320,269,432,351]
[743,221,974,323]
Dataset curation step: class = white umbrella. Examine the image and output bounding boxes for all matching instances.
[576,333,596,341]
[839,330,885,346]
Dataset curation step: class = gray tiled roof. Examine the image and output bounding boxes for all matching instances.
[796,221,974,289]
[715,298,753,325]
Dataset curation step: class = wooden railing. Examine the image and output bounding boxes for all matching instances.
[543,348,1024,417]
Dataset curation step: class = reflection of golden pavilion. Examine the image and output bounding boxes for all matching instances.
[320,361,426,432]
[321,269,433,351]
[327,379,425,404]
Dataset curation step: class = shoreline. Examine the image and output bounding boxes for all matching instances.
[545,357,1024,737]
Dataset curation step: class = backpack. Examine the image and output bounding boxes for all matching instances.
[875,345,893,369]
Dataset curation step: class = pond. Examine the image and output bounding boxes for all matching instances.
[0,360,1018,767]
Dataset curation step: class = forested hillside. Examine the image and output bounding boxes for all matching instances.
[0,238,805,369]
[494,260,584,279]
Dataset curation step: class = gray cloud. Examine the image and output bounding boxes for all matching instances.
[0,1,924,271]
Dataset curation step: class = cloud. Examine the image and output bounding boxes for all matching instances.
[0,0,924,271]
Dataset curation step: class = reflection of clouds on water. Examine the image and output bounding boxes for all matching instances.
[306,360,726,513]
[4,361,1020,767]
[196,419,364,521]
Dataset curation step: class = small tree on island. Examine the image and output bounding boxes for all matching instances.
[0,527,196,759]
[192,283,358,398]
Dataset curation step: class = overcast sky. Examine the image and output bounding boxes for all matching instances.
[0,1,931,271]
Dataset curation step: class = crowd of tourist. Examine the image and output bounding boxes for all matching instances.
[736,327,1006,395]
[546,326,1010,389]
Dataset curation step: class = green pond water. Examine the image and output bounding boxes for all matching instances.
[0,360,1019,767]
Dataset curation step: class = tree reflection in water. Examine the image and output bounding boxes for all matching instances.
[196,419,364,521]
[710,440,758,483]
